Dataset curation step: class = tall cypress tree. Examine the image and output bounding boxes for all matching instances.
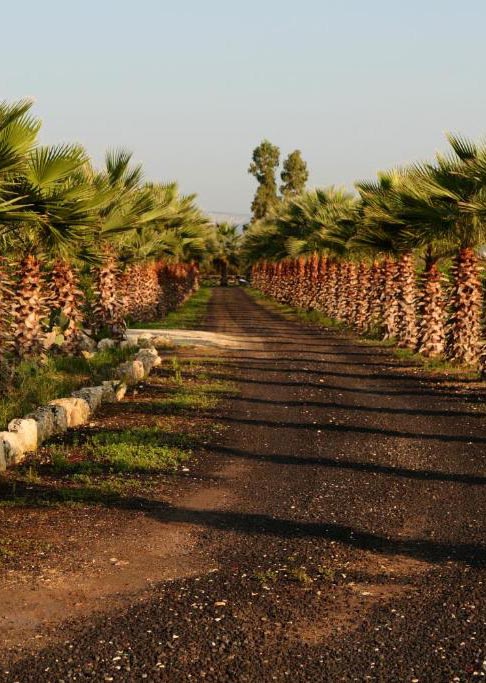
[280,149,308,197]
[248,139,280,221]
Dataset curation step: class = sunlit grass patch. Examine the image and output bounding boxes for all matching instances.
[149,392,219,413]
[129,286,213,330]
[49,426,191,476]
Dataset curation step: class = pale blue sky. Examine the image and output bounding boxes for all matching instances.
[2,1,486,215]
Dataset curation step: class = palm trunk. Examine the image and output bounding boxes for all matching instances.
[417,261,446,357]
[345,261,359,326]
[325,260,339,319]
[396,251,418,348]
[334,262,347,321]
[12,254,47,357]
[367,261,383,333]
[49,259,85,354]
[220,259,228,287]
[93,250,126,339]
[355,262,371,332]
[382,258,399,340]
[316,255,328,314]
[0,257,13,358]
[447,247,482,365]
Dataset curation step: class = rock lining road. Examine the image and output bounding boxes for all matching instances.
[4,287,485,682]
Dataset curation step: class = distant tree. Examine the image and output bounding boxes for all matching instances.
[280,149,309,197]
[212,222,241,286]
[248,140,280,221]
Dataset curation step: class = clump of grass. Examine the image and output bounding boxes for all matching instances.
[317,564,336,581]
[255,569,278,585]
[171,357,183,384]
[50,426,191,476]
[288,567,313,585]
[129,286,213,330]
[0,540,15,563]
[148,391,219,413]
[393,347,479,378]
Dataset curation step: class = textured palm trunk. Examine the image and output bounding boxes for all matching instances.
[0,257,13,357]
[447,247,482,366]
[295,257,306,308]
[315,255,328,314]
[396,251,418,348]
[49,259,85,353]
[354,261,371,332]
[382,258,399,340]
[304,256,316,309]
[417,261,446,357]
[12,254,47,357]
[325,260,339,319]
[366,261,383,332]
[281,261,291,304]
[119,263,161,323]
[345,262,359,326]
[290,260,299,305]
[335,262,350,322]
[93,250,126,338]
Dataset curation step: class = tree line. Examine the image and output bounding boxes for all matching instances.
[243,133,486,368]
[0,98,239,362]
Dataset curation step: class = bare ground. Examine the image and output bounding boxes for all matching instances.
[1,286,485,682]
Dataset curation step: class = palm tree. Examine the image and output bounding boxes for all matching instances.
[404,135,486,364]
[9,143,103,355]
[211,222,241,286]
[355,171,418,346]
[0,99,41,355]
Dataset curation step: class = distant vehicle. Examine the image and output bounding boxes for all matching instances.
[237,276,249,286]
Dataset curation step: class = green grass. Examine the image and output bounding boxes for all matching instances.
[142,372,236,414]
[392,347,480,378]
[0,426,193,507]
[0,351,238,509]
[148,392,219,413]
[0,346,136,430]
[50,426,191,476]
[128,286,213,330]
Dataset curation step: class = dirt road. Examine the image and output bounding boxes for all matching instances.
[4,287,485,681]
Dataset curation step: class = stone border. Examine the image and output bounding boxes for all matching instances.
[0,334,170,471]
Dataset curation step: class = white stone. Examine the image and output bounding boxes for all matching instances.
[115,359,145,384]
[78,331,97,352]
[71,386,104,412]
[137,333,154,349]
[135,348,161,374]
[152,335,172,349]
[101,380,127,402]
[8,418,38,452]
[27,404,68,442]
[50,397,91,427]
[0,431,26,466]
[97,338,116,351]
[120,336,139,349]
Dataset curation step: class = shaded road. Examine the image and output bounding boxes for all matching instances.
[5,287,486,681]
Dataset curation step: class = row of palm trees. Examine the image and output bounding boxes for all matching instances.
[0,98,215,357]
[244,133,486,367]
